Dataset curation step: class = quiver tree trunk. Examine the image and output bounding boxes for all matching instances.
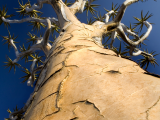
[23,22,160,120]
[2,0,160,119]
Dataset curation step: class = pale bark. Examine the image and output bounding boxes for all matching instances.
[6,0,160,120]
[22,21,160,120]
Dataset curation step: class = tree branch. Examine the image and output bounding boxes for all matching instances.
[105,10,114,23]
[25,0,50,12]
[107,23,139,48]
[120,23,139,39]
[42,19,51,48]
[116,21,152,57]
[99,0,139,36]
[2,16,59,25]
[129,47,153,57]
[28,65,44,87]
[110,31,117,48]
[21,0,81,29]
[2,17,46,23]
[113,0,139,23]
[7,19,52,63]
[69,0,87,14]
[117,21,152,46]
[9,39,19,58]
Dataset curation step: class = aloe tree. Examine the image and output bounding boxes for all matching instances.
[1,0,160,120]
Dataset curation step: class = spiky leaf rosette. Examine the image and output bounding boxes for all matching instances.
[111,42,129,58]
[15,0,42,18]
[134,11,153,32]
[3,56,21,73]
[138,50,159,70]
[20,67,37,84]
[93,12,105,22]
[84,0,99,16]
[5,106,23,120]
[102,32,121,47]
[26,32,38,44]
[104,2,120,20]
[1,29,18,51]
[0,6,14,27]
[19,44,32,62]
[20,67,31,83]
[87,17,95,25]
[28,14,46,32]
[30,52,44,67]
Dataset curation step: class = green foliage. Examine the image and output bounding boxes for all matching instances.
[104,2,120,20]
[30,52,44,67]
[28,14,46,32]
[5,106,23,120]
[84,0,99,16]
[19,44,32,62]
[1,29,18,51]
[111,42,129,58]
[26,32,38,44]
[3,56,21,73]
[15,0,42,18]
[134,11,153,32]
[138,50,159,70]
[103,32,121,48]
[0,6,14,27]
[93,12,104,22]
[20,67,31,83]
[87,17,95,25]
[126,23,138,36]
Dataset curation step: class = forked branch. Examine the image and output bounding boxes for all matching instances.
[113,0,139,23]
[69,0,87,14]
[117,21,152,47]
[117,21,152,57]
[11,19,51,62]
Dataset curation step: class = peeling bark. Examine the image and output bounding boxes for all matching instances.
[14,0,160,120]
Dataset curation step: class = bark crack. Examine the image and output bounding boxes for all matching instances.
[41,108,60,120]
[88,49,116,56]
[145,96,160,120]
[57,70,70,103]
[32,91,58,109]
[58,33,73,45]
[40,70,70,120]
[39,66,63,89]
[70,117,78,120]
[65,65,79,68]
[72,100,104,117]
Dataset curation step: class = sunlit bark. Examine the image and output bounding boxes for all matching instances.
[5,0,160,120]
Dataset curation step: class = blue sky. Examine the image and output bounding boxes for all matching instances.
[0,0,160,119]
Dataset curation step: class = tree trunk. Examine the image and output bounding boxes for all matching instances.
[23,22,160,120]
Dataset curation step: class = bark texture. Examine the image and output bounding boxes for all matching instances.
[23,22,160,120]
